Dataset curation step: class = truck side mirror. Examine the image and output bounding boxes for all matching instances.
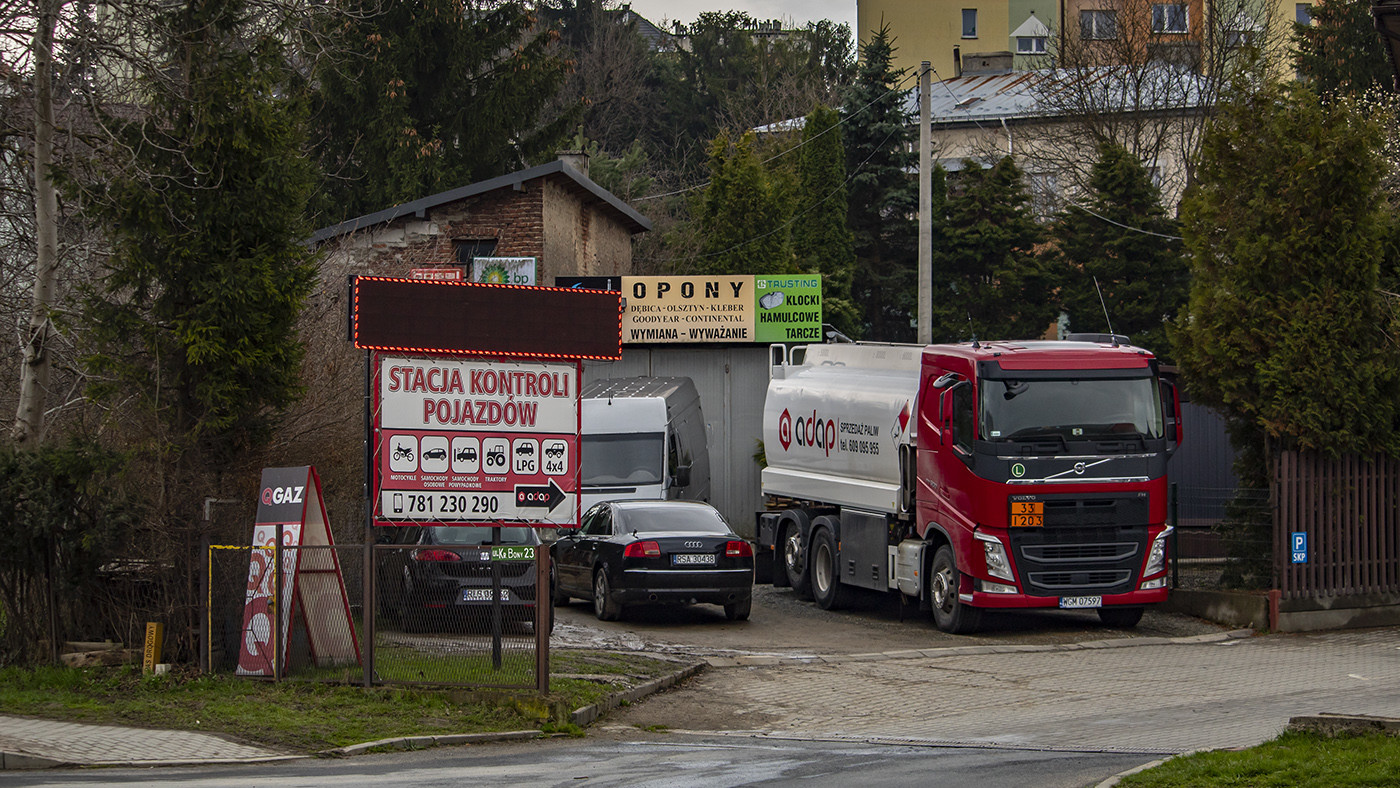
[1161,379,1182,455]
[673,465,692,488]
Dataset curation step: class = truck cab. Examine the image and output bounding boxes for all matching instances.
[579,377,711,513]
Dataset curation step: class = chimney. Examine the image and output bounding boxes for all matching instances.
[557,150,589,178]
[953,46,962,78]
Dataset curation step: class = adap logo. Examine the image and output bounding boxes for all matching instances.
[777,408,836,456]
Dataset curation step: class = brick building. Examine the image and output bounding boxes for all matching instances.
[310,153,651,283]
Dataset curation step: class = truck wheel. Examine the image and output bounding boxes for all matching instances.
[1097,606,1144,628]
[810,528,849,611]
[782,524,812,598]
[593,569,624,622]
[929,545,981,634]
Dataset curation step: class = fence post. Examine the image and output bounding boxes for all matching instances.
[201,536,210,674]
[536,548,549,694]
[274,524,283,682]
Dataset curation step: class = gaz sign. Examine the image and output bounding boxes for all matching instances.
[1291,532,1308,564]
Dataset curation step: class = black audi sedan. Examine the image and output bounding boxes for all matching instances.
[378,525,545,633]
[551,500,754,622]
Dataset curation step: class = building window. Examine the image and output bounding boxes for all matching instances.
[1080,9,1118,40]
[1017,36,1047,54]
[1296,3,1312,24]
[1151,3,1188,33]
[455,239,498,264]
[962,8,978,38]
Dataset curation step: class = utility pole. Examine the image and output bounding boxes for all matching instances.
[918,61,932,345]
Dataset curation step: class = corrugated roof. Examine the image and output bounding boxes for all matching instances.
[908,64,1212,125]
[310,160,652,244]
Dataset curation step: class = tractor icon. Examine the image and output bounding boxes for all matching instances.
[486,447,507,467]
[455,446,477,463]
[392,445,414,462]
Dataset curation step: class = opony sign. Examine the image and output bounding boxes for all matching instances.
[375,356,579,526]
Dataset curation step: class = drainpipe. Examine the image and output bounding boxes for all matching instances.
[953,45,962,78]
[1001,117,1013,156]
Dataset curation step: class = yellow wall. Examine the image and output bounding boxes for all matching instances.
[860,0,1013,80]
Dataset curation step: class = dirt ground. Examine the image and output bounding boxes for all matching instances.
[551,583,1232,734]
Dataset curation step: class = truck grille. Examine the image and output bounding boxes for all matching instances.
[1011,525,1145,597]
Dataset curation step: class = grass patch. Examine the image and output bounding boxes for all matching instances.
[0,649,683,754]
[1119,731,1400,787]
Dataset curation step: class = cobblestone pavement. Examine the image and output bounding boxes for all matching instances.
[607,628,1400,755]
[0,716,294,769]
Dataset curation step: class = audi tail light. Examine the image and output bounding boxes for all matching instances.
[725,541,753,558]
[624,541,662,557]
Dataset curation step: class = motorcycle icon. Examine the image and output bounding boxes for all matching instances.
[392,445,414,462]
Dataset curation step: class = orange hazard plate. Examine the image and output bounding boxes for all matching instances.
[1010,500,1043,527]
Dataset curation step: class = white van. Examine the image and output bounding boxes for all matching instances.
[579,377,711,513]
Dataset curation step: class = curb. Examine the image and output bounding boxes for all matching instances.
[703,629,1255,668]
[569,660,707,727]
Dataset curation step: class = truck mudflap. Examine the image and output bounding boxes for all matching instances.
[966,586,1169,610]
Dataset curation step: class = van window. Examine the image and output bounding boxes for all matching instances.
[582,433,665,485]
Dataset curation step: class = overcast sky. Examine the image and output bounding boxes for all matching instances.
[620,0,858,41]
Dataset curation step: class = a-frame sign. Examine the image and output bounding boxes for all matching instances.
[236,466,361,677]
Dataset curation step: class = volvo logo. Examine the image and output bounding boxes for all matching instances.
[684,540,702,548]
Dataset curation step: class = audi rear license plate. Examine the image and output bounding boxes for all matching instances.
[672,553,716,566]
[461,589,500,602]
[1059,596,1102,609]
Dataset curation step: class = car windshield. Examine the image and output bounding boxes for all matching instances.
[617,506,730,535]
[581,432,664,485]
[979,376,1163,442]
[430,526,534,546]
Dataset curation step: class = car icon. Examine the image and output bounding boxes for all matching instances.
[422,447,447,461]
[545,444,564,458]
[516,443,535,456]
[455,446,478,463]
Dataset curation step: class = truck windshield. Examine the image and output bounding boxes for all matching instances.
[581,433,665,486]
[980,377,1163,442]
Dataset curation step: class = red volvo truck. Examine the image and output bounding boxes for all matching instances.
[757,338,1180,633]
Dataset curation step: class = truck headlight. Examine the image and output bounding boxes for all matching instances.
[975,531,1014,582]
[1143,526,1173,577]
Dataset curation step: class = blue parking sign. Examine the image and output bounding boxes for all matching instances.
[1291,532,1308,564]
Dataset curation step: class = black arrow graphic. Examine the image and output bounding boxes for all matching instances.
[514,479,567,512]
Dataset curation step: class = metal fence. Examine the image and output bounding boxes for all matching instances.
[1170,485,1273,591]
[206,544,548,690]
[1274,450,1400,600]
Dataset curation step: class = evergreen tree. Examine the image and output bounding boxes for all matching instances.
[1295,0,1392,96]
[84,0,318,457]
[309,0,575,222]
[1174,80,1399,455]
[843,25,916,341]
[792,105,859,337]
[697,131,794,275]
[932,158,1053,341]
[1053,142,1187,359]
